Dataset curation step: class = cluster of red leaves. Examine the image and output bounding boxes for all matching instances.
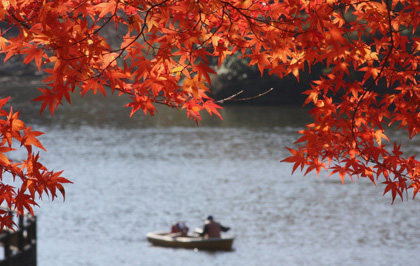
[0,97,70,230]
[1,0,226,121]
[280,0,420,203]
[0,0,419,228]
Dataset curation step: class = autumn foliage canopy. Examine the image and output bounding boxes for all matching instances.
[0,0,419,229]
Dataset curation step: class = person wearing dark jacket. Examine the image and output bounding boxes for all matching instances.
[199,215,230,238]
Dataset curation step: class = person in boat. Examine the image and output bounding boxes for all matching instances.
[199,215,230,238]
[170,221,189,237]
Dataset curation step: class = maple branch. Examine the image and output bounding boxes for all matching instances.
[7,9,30,29]
[71,0,89,12]
[107,0,174,58]
[219,0,295,26]
[49,2,121,62]
[218,0,298,38]
[215,90,244,104]
[351,1,395,129]
[215,87,274,104]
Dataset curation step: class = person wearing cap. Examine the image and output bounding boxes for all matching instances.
[199,215,230,238]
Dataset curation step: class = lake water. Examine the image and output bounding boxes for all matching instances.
[6,91,420,265]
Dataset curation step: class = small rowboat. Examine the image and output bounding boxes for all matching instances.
[146,231,234,251]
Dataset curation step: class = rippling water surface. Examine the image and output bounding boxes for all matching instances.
[7,91,420,266]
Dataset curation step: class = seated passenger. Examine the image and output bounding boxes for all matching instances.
[170,221,189,236]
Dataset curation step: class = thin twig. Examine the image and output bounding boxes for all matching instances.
[216,87,274,103]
